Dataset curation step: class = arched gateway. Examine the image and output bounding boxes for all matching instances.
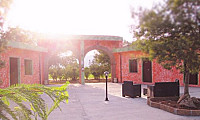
[38,35,123,84]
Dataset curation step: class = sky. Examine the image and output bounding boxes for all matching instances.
[6,0,162,67]
[6,0,162,42]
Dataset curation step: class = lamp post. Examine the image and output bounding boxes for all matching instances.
[104,71,109,101]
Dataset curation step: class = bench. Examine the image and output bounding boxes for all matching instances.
[147,80,179,97]
[122,81,141,98]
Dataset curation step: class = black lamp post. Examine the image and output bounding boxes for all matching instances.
[104,71,109,101]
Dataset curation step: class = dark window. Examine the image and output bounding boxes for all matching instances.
[25,59,33,75]
[183,73,198,85]
[129,59,137,73]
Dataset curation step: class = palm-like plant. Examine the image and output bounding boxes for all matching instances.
[0,82,69,120]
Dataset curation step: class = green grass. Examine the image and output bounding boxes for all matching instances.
[49,73,111,81]
[85,74,111,79]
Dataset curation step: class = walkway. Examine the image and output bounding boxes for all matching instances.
[48,83,200,120]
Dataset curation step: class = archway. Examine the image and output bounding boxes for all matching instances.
[38,35,123,85]
[84,45,116,82]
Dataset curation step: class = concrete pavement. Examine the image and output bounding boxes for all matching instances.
[47,83,200,120]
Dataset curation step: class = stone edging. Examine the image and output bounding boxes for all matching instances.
[147,97,200,116]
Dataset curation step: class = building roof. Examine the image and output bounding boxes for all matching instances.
[7,41,47,52]
[38,34,123,41]
[112,45,138,53]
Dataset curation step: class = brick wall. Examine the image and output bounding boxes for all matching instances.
[0,47,45,88]
[114,51,200,87]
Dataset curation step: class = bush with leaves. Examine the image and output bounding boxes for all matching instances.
[49,66,58,80]
[84,67,90,80]
[89,63,101,79]
[0,82,69,120]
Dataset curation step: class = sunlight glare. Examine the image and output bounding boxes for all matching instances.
[7,0,83,34]
[59,51,73,58]
[6,0,160,41]
[7,0,130,35]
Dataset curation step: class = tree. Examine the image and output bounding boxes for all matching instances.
[84,67,90,79]
[94,50,110,68]
[49,66,59,80]
[123,40,131,46]
[57,67,64,80]
[89,63,101,79]
[132,0,200,104]
[1,27,37,44]
[0,0,13,68]
[48,51,79,81]
[0,0,13,31]
[93,50,111,77]
[61,55,79,80]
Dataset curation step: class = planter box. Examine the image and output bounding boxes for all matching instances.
[147,97,200,116]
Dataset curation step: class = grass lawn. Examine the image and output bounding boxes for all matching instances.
[86,74,111,79]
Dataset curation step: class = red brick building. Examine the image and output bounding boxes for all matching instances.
[1,35,199,88]
[0,41,47,88]
[113,46,200,87]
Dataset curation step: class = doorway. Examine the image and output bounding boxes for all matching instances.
[10,58,20,86]
[142,59,152,83]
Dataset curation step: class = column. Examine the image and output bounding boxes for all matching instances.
[43,54,49,85]
[79,40,85,85]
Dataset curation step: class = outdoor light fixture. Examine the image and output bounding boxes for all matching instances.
[104,71,109,101]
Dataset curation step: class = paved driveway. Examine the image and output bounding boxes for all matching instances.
[47,83,200,120]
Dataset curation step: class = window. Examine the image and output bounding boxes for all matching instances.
[25,59,33,75]
[184,73,198,85]
[129,59,138,73]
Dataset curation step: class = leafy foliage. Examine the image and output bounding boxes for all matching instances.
[84,67,90,79]
[89,50,111,79]
[1,27,37,45]
[0,82,69,120]
[132,0,200,95]
[0,0,13,31]
[49,53,79,81]
[0,0,13,68]
[89,63,101,79]
[93,50,110,67]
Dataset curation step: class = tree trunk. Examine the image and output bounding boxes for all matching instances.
[184,70,189,95]
[177,63,190,103]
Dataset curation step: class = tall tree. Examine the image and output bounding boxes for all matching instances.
[132,0,200,103]
[1,27,37,44]
[84,67,90,79]
[48,51,79,81]
[0,0,13,68]
[93,50,111,73]
[89,62,101,79]
[0,0,13,31]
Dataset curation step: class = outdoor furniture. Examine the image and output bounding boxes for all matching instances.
[147,80,180,97]
[122,81,141,98]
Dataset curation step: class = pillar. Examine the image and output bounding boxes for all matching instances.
[79,40,85,85]
[111,62,116,82]
[43,54,49,85]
